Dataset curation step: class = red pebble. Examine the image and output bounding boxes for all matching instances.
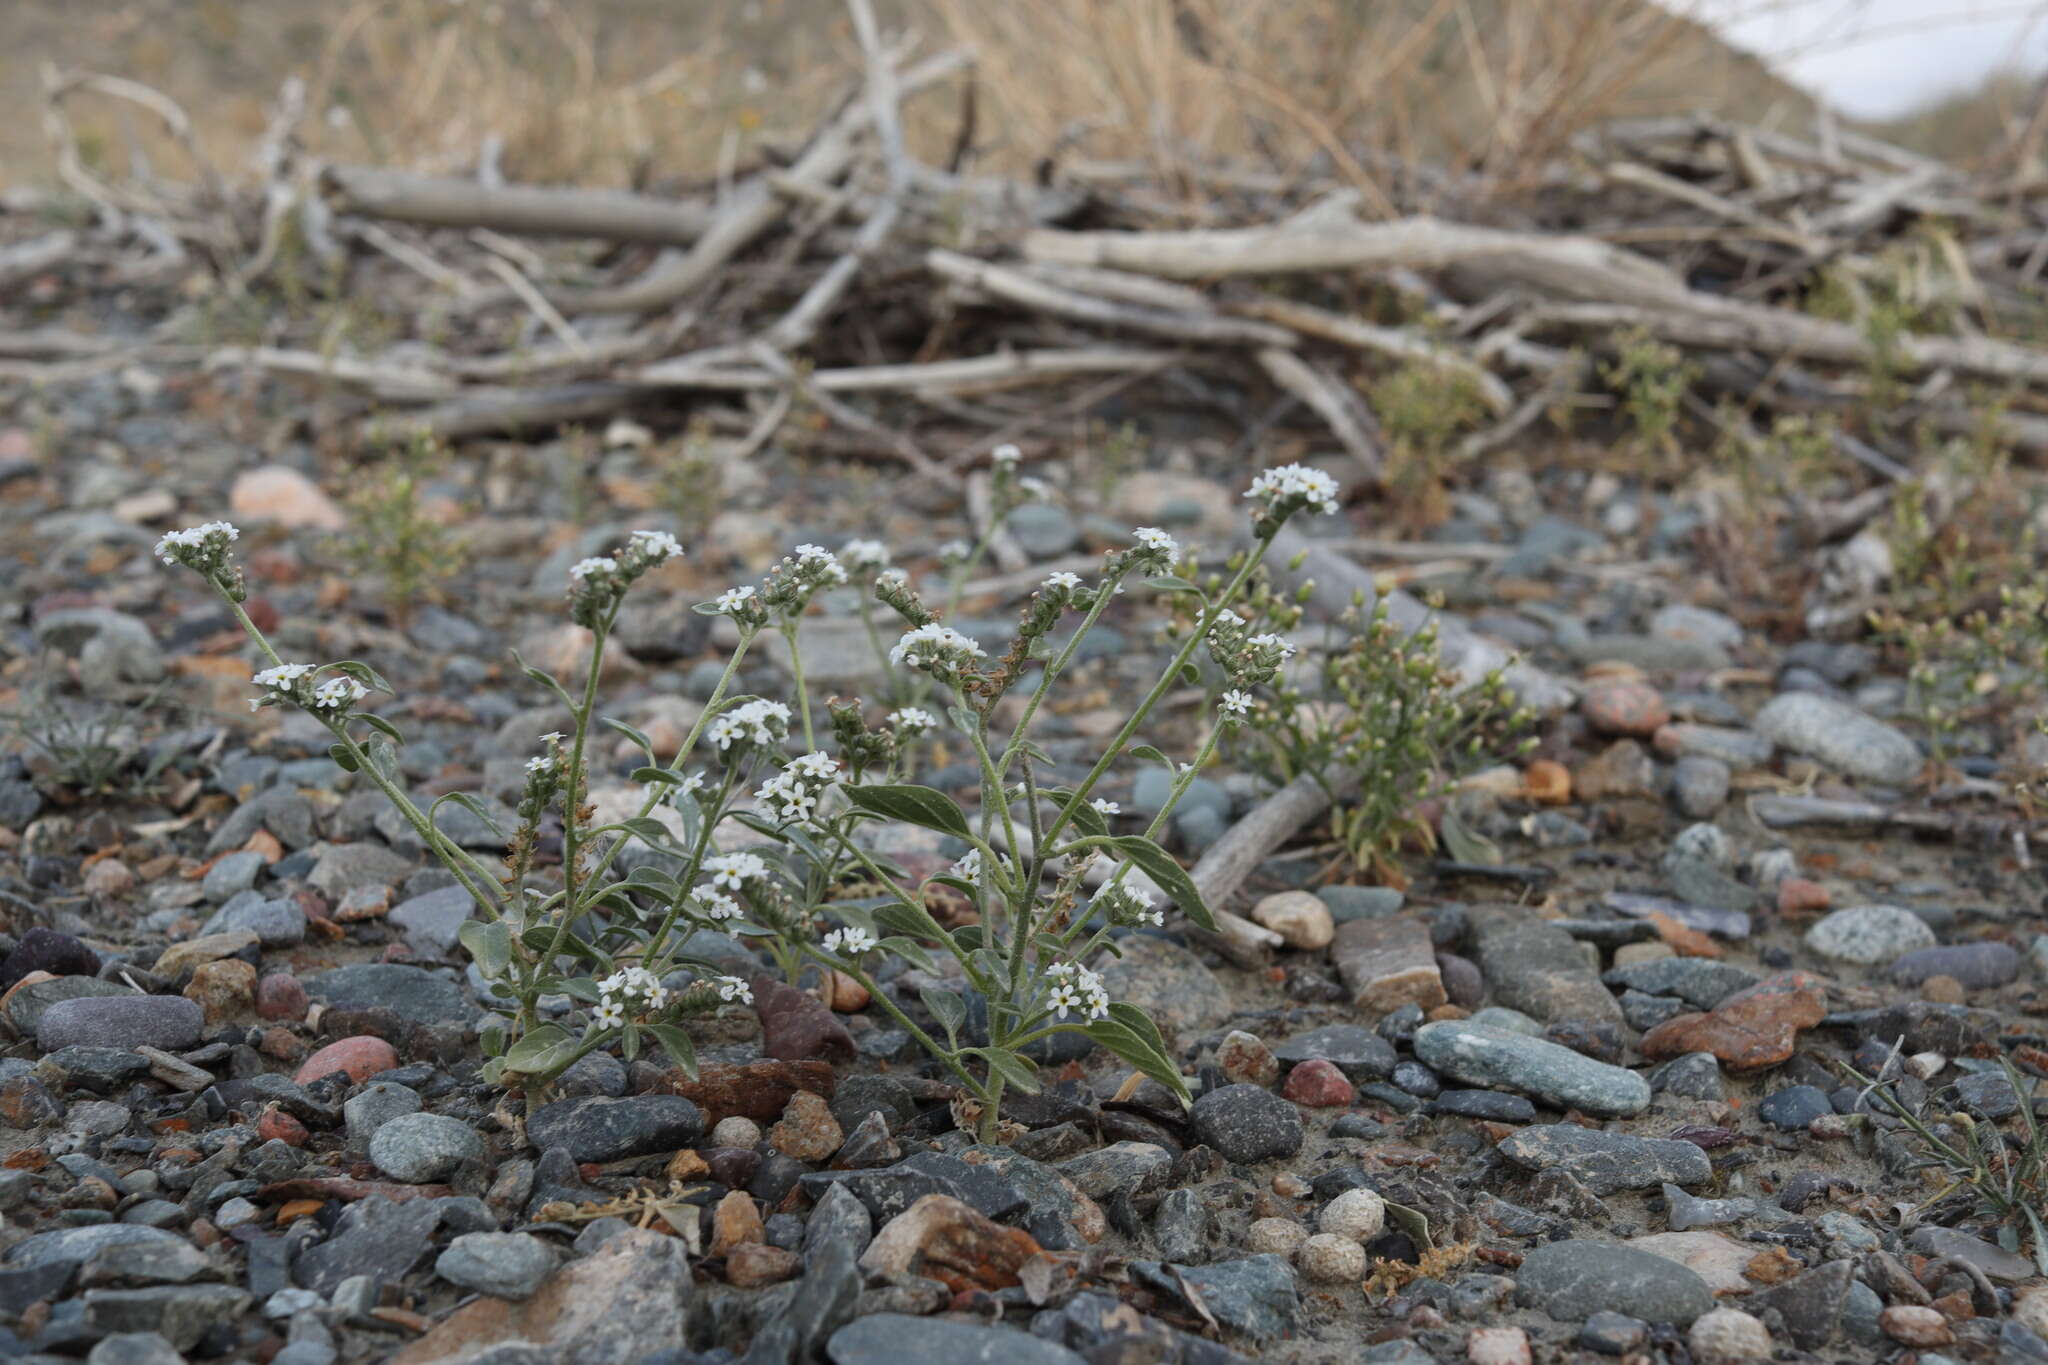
[1281,1058,1356,1108]
[256,973,308,1022]
[293,1036,398,1087]
[1776,877,1831,914]
[258,1105,309,1147]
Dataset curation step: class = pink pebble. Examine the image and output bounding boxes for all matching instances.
[293,1035,398,1086]
[255,973,308,1022]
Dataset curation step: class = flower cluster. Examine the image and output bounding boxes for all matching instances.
[567,528,683,626]
[890,707,938,736]
[1209,610,1299,689]
[1045,961,1110,1021]
[890,624,986,682]
[711,584,767,628]
[311,675,368,711]
[1126,527,1180,573]
[1246,463,1341,534]
[708,698,792,754]
[756,751,838,824]
[840,539,890,576]
[763,543,848,612]
[518,732,567,821]
[711,975,752,1005]
[1093,883,1163,928]
[688,885,742,921]
[154,521,241,577]
[592,965,670,1029]
[664,770,708,808]
[1219,688,1254,724]
[821,926,876,958]
[949,848,1013,888]
[250,662,314,712]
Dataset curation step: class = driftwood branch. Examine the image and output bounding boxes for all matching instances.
[1187,773,1352,965]
[322,165,711,245]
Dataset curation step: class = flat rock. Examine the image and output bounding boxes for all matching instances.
[1601,959,1758,1010]
[1750,1259,1854,1350]
[1640,971,1828,1072]
[1497,1124,1711,1194]
[526,1095,703,1163]
[827,1313,1086,1364]
[1332,916,1444,1012]
[1091,935,1232,1036]
[1752,693,1921,785]
[1627,1230,1757,1295]
[304,963,476,1025]
[1191,1084,1304,1164]
[4,1224,186,1270]
[392,1228,690,1365]
[1805,906,1936,965]
[1128,1254,1299,1339]
[1471,909,1625,1027]
[389,886,478,958]
[1515,1240,1714,1325]
[1414,1021,1649,1117]
[1271,1024,1397,1081]
[36,995,203,1053]
[1889,942,2020,990]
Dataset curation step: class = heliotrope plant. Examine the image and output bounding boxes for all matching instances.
[158,462,1344,1137]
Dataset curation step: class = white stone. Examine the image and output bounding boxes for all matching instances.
[1318,1187,1386,1243]
[1298,1232,1367,1284]
[1688,1308,1772,1364]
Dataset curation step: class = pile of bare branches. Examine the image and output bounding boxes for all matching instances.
[9,4,2048,478]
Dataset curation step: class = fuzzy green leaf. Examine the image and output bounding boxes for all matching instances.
[600,717,656,761]
[968,1047,1040,1096]
[1082,1019,1190,1105]
[328,660,394,694]
[845,784,972,839]
[646,1023,699,1077]
[327,743,359,773]
[355,713,406,745]
[499,1023,577,1076]
[921,986,967,1044]
[457,920,512,978]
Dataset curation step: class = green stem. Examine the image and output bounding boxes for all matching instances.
[781,619,816,751]
[806,947,988,1100]
[1039,536,1275,849]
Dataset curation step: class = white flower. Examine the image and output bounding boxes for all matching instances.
[1132,527,1179,562]
[715,976,753,1005]
[524,755,553,774]
[950,848,1011,886]
[592,998,626,1029]
[708,698,792,751]
[1043,571,1082,592]
[691,887,741,921]
[1091,798,1120,816]
[938,539,971,563]
[822,926,876,957]
[1219,689,1253,718]
[790,751,838,779]
[991,443,1021,466]
[252,663,314,691]
[889,624,985,675]
[627,529,683,566]
[1248,632,1297,659]
[840,538,889,573]
[311,676,367,710]
[703,851,770,890]
[1018,477,1054,502]
[715,585,757,614]
[541,731,564,743]
[889,707,938,735]
[1245,463,1341,516]
[569,556,618,583]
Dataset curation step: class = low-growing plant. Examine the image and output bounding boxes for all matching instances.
[155,462,1345,1137]
[659,417,723,546]
[1845,1052,2048,1275]
[342,431,466,628]
[2,660,180,801]
[1369,358,1491,525]
[1601,327,1696,463]
[1172,563,1532,880]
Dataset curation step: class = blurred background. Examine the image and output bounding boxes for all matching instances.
[5,0,2044,198]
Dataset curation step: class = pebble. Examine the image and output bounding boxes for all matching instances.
[1190,1084,1303,1164]
[1299,1233,1366,1284]
[201,897,306,947]
[1056,1142,1172,1199]
[435,1231,555,1300]
[1752,692,1922,785]
[1757,1084,1833,1129]
[303,963,473,1025]
[1280,1058,1355,1107]
[1496,1124,1711,1194]
[1251,891,1334,949]
[1319,1188,1386,1242]
[1584,680,1670,737]
[200,850,265,903]
[255,974,308,1021]
[1579,1311,1649,1354]
[1688,1308,1772,1363]
[1245,1218,1308,1257]
[1777,877,1831,914]
[343,1083,421,1150]
[711,1116,762,1148]
[1889,942,2020,989]
[827,1312,1088,1364]
[294,1036,399,1086]
[1,927,101,988]
[1317,886,1407,922]
[1467,1326,1532,1365]
[369,1111,487,1183]
[1671,756,1731,816]
[36,995,203,1053]
[1804,905,1937,964]
[1639,970,1828,1071]
[1879,1305,1953,1347]
[767,1090,842,1161]
[527,1094,705,1163]
[1272,1025,1397,1081]
[1471,913,1624,1027]
[1092,935,1232,1035]
[1415,1020,1650,1117]
[1514,1240,1714,1325]
[1332,916,1445,1011]
[230,464,346,530]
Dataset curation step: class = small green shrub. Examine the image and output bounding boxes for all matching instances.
[342,432,466,628]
